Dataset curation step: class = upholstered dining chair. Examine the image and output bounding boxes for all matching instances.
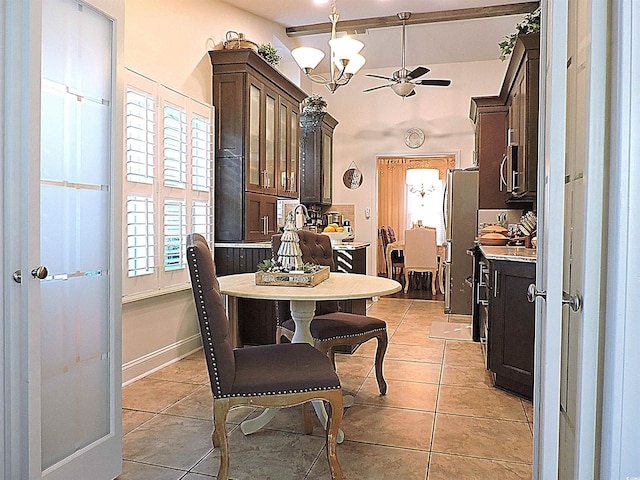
[186,233,344,480]
[403,227,439,294]
[379,226,404,278]
[272,230,389,395]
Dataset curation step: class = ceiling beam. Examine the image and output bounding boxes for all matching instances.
[285,2,539,37]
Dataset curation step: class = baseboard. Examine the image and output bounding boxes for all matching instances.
[122,334,202,386]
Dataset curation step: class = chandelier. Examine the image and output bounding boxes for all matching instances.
[409,183,435,199]
[406,168,436,206]
[291,0,365,93]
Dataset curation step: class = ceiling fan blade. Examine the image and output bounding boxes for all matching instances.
[366,73,396,81]
[416,79,452,87]
[408,66,430,79]
[362,83,394,93]
[406,90,417,97]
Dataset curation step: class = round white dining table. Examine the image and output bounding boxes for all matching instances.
[217,271,402,440]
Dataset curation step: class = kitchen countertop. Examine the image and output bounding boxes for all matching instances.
[331,241,370,250]
[214,241,370,250]
[479,245,537,263]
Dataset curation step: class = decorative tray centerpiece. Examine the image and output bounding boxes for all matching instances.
[255,259,330,287]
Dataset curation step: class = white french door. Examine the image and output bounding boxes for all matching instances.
[2,0,123,478]
[534,0,608,478]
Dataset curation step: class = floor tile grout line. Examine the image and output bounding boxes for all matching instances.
[425,337,447,478]
[427,450,534,466]
[121,458,189,473]
[432,410,532,425]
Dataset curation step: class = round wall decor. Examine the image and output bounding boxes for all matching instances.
[405,128,425,148]
[342,161,363,189]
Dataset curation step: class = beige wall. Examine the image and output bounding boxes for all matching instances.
[311,60,507,273]
[124,0,304,103]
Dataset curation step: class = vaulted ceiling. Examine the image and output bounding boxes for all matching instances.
[219,0,539,70]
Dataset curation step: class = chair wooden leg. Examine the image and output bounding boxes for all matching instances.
[431,270,437,296]
[302,401,314,434]
[212,399,231,480]
[404,270,410,293]
[374,332,388,395]
[325,395,344,480]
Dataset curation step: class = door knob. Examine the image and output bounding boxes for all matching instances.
[527,283,546,302]
[562,291,582,312]
[31,266,48,279]
[11,266,48,283]
[527,283,583,312]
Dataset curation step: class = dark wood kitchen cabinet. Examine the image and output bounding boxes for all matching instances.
[245,192,277,241]
[487,259,536,399]
[469,97,510,209]
[501,33,539,202]
[209,49,307,241]
[470,33,539,208]
[276,96,300,198]
[300,112,338,206]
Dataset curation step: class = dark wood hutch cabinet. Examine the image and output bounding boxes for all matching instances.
[209,49,307,241]
[470,97,510,209]
[470,33,539,207]
[299,112,338,206]
[503,33,539,201]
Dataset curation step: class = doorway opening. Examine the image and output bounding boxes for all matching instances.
[376,155,455,279]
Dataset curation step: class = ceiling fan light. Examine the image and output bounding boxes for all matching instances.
[391,82,415,97]
[292,47,325,71]
[329,35,364,61]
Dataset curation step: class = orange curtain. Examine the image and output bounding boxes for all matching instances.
[377,156,455,275]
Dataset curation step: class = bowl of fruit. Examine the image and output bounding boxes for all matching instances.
[322,224,350,244]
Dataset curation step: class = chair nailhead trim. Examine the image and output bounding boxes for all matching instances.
[220,385,341,399]
[189,248,223,396]
[282,326,386,342]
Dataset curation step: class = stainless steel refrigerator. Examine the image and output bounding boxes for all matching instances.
[443,169,478,314]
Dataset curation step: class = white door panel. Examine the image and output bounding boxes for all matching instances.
[534,2,568,478]
[38,1,122,477]
[2,0,123,478]
[536,0,607,478]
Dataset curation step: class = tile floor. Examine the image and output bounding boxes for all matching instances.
[119,298,533,479]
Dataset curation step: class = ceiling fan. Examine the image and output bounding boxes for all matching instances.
[363,12,451,98]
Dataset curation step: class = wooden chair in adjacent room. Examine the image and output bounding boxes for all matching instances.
[272,230,390,395]
[186,233,344,480]
[379,225,404,278]
[403,227,439,295]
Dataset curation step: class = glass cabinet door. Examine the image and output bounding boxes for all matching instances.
[247,80,261,191]
[278,100,288,195]
[322,129,332,204]
[289,108,298,196]
[263,88,277,194]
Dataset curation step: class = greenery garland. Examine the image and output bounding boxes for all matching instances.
[498,8,541,61]
[257,43,281,66]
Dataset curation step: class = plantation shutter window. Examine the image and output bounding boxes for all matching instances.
[123,69,213,301]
